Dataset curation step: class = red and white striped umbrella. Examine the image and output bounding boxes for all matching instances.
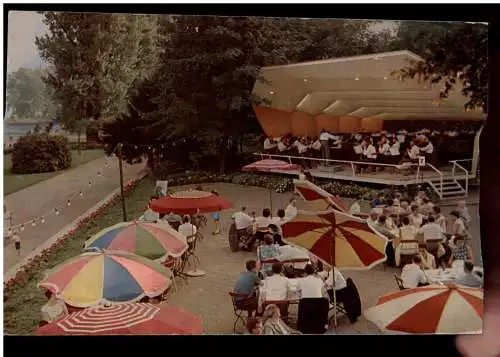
[243,159,300,172]
[293,179,348,212]
[364,285,483,334]
[35,303,204,335]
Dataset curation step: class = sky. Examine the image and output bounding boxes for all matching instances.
[6,11,399,74]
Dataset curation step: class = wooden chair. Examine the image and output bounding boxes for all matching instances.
[228,292,252,334]
[398,239,419,267]
[394,274,406,291]
[426,239,444,256]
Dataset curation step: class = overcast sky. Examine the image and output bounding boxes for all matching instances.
[6,11,398,74]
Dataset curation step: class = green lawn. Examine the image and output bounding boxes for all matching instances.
[4,149,105,195]
[3,177,155,335]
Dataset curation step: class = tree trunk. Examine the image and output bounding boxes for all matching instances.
[219,136,228,174]
[77,131,82,154]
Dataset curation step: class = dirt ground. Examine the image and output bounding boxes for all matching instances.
[165,183,407,334]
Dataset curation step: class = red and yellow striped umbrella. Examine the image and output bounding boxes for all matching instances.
[364,285,483,334]
[281,210,388,269]
[293,179,348,212]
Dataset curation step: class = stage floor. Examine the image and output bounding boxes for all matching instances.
[269,164,469,186]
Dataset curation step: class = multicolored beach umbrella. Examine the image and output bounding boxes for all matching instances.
[84,221,188,261]
[39,251,172,308]
[364,285,483,334]
[243,159,300,172]
[281,209,388,270]
[35,303,204,335]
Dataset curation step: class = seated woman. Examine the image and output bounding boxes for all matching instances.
[40,291,69,327]
[448,235,474,266]
[259,235,281,276]
[262,304,301,335]
[418,244,436,270]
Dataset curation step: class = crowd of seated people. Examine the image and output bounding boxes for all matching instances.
[234,260,362,335]
[360,189,474,269]
[261,124,480,169]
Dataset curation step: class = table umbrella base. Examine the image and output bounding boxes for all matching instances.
[186,269,206,277]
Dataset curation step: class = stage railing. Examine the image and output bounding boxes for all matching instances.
[450,160,470,196]
[424,163,444,199]
[255,152,421,181]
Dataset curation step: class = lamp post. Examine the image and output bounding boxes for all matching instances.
[117,143,128,222]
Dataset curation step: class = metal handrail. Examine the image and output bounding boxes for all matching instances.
[451,161,469,196]
[425,163,444,199]
[255,152,418,169]
[450,159,473,176]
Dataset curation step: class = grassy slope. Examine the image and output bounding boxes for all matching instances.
[3,177,155,335]
[4,149,105,195]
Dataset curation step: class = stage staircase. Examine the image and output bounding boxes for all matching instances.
[427,177,467,201]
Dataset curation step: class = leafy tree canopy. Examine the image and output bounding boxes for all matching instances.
[6,67,54,119]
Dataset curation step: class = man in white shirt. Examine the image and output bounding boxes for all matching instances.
[293,139,308,155]
[254,208,274,229]
[285,198,298,220]
[363,141,377,160]
[407,141,420,160]
[401,256,429,289]
[421,216,444,242]
[319,129,336,161]
[232,206,253,231]
[297,264,327,299]
[349,200,361,215]
[277,140,288,152]
[263,136,277,151]
[178,215,197,243]
[311,139,322,151]
[420,140,434,154]
[264,263,296,316]
[432,206,447,232]
[143,198,160,223]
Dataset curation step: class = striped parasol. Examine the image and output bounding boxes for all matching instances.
[364,285,483,334]
[243,159,300,172]
[293,179,348,212]
[281,210,388,270]
[35,303,204,335]
[84,221,188,261]
[39,251,172,308]
[151,190,233,215]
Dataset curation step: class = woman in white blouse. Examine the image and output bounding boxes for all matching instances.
[409,205,425,228]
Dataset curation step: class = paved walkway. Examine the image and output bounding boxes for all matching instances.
[3,156,146,271]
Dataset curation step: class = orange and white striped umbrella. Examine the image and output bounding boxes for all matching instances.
[281,210,388,269]
[364,285,483,334]
[293,179,348,212]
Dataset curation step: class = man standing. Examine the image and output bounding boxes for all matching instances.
[319,129,336,163]
[285,198,298,220]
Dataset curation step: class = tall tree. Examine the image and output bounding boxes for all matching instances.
[396,22,487,111]
[6,67,54,119]
[35,12,160,132]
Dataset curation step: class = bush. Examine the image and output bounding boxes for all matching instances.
[11,133,72,174]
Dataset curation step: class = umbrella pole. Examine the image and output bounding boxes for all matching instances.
[269,188,273,214]
[330,224,338,330]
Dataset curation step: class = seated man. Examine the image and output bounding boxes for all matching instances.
[296,264,327,299]
[456,260,483,288]
[401,255,429,289]
[242,208,273,251]
[234,260,261,318]
[263,136,277,151]
[263,262,296,317]
[232,206,254,238]
[421,216,444,242]
[178,215,197,244]
[142,197,160,223]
